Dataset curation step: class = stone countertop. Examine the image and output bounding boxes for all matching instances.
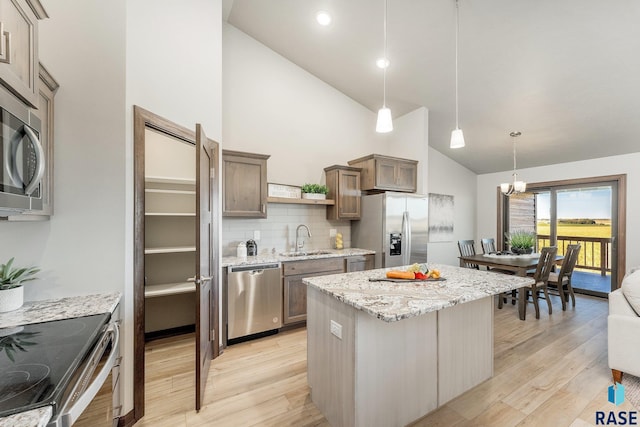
[0,292,121,329]
[0,292,120,427]
[221,248,375,268]
[0,407,51,427]
[303,264,534,323]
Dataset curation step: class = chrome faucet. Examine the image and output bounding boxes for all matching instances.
[295,224,312,252]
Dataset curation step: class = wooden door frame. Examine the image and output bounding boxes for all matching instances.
[133,106,220,422]
[497,174,627,289]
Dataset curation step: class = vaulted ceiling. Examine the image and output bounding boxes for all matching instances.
[224,0,640,174]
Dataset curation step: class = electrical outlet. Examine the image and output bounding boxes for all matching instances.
[330,320,342,339]
[329,228,337,237]
[253,230,261,240]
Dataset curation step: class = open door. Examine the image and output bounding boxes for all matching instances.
[195,123,216,411]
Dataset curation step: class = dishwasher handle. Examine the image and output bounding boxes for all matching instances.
[229,263,281,273]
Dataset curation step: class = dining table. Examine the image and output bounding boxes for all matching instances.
[458,252,564,320]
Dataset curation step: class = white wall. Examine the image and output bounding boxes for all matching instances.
[428,147,478,265]
[223,23,385,185]
[387,107,429,193]
[0,1,127,300]
[477,152,640,272]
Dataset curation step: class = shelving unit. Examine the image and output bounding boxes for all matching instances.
[144,128,197,334]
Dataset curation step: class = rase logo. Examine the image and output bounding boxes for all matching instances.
[595,383,638,425]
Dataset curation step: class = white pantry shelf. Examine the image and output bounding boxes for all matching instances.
[144,246,196,255]
[145,282,196,298]
[145,176,196,185]
[145,212,196,217]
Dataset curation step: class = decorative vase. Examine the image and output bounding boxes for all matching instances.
[0,286,24,312]
[302,193,326,200]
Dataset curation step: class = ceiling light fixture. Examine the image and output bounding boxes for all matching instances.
[376,58,390,69]
[501,131,527,196]
[450,0,465,149]
[316,11,332,26]
[376,0,393,133]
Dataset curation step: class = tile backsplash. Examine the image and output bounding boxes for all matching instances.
[221,204,352,256]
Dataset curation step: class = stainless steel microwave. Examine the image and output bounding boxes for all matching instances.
[0,89,44,215]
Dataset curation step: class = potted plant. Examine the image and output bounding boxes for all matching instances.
[0,258,40,312]
[506,230,536,255]
[301,183,329,200]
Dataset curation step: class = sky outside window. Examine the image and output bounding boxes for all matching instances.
[536,187,611,220]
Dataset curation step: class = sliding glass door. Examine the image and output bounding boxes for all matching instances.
[503,177,623,297]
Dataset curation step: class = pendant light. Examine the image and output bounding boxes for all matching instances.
[501,131,527,195]
[376,0,393,133]
[450,0,465,148]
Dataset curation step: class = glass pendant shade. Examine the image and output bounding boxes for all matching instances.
[514,180,526,193]
[450,128,465,149]
[376,107,393,133]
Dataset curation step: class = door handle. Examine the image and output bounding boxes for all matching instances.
[187,276,213,285]
[23,126,45,196]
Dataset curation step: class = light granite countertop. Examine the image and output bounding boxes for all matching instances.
[0,292,121,427]
[222,248,375,267]
[0,292,121,329]
[303,264,534,322]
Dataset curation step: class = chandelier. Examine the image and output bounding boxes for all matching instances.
[501,131,526,195]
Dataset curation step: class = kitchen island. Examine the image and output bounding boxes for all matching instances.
[303,264,533,427]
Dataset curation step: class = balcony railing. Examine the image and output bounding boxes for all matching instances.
[536,234,611,276]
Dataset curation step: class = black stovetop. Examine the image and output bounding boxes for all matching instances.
[0,313,110,418]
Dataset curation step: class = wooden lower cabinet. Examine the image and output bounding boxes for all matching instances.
[283,255,375,325]
[345,254,375,272]
[284,270,342,324]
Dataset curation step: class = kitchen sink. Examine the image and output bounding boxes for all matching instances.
[279,250,333,257]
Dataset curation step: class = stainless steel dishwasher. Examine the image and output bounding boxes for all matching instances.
[227,262,282,340]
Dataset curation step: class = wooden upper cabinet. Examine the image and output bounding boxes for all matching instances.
[222,150,270,218]
[33,63,57,216]
[348,154,418,193]
[324,165,361,220]
[0,0,48,107]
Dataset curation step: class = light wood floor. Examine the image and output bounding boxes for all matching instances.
[134,294,635,427]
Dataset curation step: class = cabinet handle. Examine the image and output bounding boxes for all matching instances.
[261,204,265,213]
[0,23,11,64]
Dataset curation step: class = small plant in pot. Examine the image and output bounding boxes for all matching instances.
[0,258,40,313]
[301,183,329,200]
[506,230,536,255]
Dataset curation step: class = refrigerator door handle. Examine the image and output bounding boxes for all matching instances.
[402,211,411,265]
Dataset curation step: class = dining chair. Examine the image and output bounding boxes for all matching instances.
[547,244,581,311]
[480,238,497,254]
[498,246,558,319]
[458,240,479,269]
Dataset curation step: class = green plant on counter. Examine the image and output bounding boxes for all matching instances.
[506,230,536,250]
[301,183,329,195]
[0,258,40,290]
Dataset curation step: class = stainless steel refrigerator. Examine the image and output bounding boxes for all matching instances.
[352,192,428,268]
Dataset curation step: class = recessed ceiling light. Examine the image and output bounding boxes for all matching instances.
[316,11,332,26]
[376,58,390,69]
